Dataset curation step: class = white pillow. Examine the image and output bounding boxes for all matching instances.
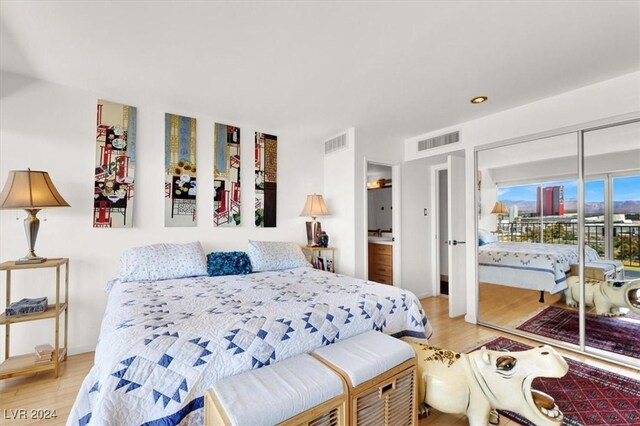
[478,229,497,245]
[247,240,311,272]
[119,241,208,282]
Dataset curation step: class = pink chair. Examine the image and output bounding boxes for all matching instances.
[94,201,112,228]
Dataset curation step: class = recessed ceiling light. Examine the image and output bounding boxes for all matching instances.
[470,96,488,104]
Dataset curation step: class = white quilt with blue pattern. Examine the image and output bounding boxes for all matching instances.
[478,242,600,293]
[68,267,431,425]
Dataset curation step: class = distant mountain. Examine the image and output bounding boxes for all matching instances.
[501,199,640,214]
[502,200,536,212]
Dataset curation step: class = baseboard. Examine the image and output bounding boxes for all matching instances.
[414,291,433,299]
[69,344,97,356]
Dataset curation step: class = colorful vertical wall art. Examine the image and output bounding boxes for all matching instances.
[213,123,241,226]
[165,113,197,227]
[255,132,278,227]
[94,100,137,228]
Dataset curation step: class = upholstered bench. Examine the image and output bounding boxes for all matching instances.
[570,260,624,281]
[204,354,347,425]
[312,331,418,426]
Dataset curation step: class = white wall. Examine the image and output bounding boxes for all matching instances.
[399,159,433,298]
[0,72,324,355]
[404,71,640,323]
[323,128,356,277]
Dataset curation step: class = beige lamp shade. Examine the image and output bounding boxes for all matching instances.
[300,194,329,218]
[0,169,70,209]
[490,201,508,215]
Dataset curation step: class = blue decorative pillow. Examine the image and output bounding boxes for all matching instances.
[207,251,252,276]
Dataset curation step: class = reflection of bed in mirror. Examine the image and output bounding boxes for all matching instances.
[478,241,601,296]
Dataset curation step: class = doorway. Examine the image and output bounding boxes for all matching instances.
[366,162,393,284]
[365,161,400,286]
[430,154,467,318]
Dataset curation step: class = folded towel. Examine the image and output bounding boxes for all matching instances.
[5,297,48,316]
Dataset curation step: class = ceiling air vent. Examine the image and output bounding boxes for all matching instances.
[324,133,348,155]
[417,131,460,152]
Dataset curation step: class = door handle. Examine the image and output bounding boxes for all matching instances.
[448,240,466,245]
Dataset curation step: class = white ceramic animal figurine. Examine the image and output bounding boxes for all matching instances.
[405,341,569,426]
[564,277,640,316]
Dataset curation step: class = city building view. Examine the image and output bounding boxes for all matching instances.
[497,175,640,278]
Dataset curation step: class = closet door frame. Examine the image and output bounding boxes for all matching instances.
[474,112,640,370]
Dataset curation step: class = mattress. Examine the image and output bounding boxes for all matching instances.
[68,267,431,425]
[478,242,600,294]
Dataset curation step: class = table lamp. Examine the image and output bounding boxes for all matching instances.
[0,169,70,263]
[300,194,329,246]
[490,201,508,233]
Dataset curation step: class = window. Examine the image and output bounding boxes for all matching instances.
[497,175,640,274]
[497,180,577,244]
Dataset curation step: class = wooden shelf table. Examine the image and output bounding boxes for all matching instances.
[0,258,69,380]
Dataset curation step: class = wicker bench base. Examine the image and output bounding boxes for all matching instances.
[314,357,418,426]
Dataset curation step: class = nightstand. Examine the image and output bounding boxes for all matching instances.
[0,258,69,379]
[302,246,336,273]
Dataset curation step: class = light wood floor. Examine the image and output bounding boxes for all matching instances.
[478,282,637,327]
[1,296,638,426]
[479,282,563,328]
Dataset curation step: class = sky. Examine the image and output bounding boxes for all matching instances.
[498,175,640,203]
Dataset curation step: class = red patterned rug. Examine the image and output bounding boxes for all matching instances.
[473,337,640,426]
[516,306,640,359]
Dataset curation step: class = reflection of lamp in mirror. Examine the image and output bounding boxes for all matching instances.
[490,201,508,233]
[300,194,329,246]
[0,169,70,263]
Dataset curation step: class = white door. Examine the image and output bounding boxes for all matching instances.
[447,155,467,317]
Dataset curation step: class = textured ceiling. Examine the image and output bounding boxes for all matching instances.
[1,1,638,143]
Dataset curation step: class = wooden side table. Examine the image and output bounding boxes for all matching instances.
[0,258,69,379]
[302,246,336,273]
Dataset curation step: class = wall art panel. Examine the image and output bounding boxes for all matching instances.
[213,123,241,226]
[94,100,137,228]
[165,113,197,227]
[255,132,278,227]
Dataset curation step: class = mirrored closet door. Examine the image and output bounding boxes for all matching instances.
[582,120,640,366]
[476,117,640,369]
[476,133,580,350]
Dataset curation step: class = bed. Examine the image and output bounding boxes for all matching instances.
[478,241,600,295]
[68,267,431,425]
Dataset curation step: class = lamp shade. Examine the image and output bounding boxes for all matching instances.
[300,194,329,217]
[490,201,508,215]
[0,169,70,209]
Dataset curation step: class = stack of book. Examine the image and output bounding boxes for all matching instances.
[35,344,55,364]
